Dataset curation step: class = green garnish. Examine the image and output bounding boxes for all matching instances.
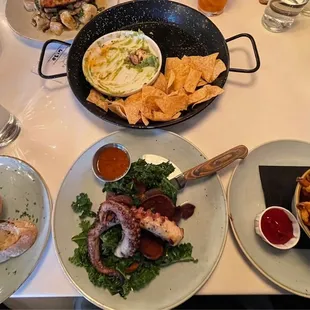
[155,243,198,267]
[103,159,177,205]
[71,193,96,219]
[69,220,197,298]
[100,225,122,256]
[77,9,84,18]
[139,55,159,69]
[125,54,159,72]
[20,211,31,220]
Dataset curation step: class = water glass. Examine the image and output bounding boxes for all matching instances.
[302,1,310,15]
[198,0,228,16]
[0,105,20,148]
[262,0,309,32]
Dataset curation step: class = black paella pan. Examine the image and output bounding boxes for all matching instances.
[38,0,260,129]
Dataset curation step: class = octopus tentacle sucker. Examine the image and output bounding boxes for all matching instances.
[87,221,121,278]
[100,200,141,258]
[87,200,141,278]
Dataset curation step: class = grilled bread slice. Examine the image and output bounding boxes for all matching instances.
[0,220,38,263]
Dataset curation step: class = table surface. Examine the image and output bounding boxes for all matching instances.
[1,0,310,299]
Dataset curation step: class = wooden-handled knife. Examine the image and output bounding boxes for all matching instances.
[169,145,248,190]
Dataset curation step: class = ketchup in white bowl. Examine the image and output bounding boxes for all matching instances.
[255,206,300,250]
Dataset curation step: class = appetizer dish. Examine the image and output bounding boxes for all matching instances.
[86,45,225,126]
[255,206,300,250]
[295,170,310,237]
[24,0,104,36]
[83,31,162,98]
[69,159,197,297]
[0,195,38,263]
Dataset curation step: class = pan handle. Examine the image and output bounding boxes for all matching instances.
[38,39,71,79]
[226,33,260,73]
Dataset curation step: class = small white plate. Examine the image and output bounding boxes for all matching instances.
[228,140,310,298]
[0,156,52,304]
[5,1,119,42]
[5,1,78,42]
[53,129,228,310]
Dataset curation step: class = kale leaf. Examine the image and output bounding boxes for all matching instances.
[71,193,96,219]
[103,159,177,204]
[129,263,160,291]
[155,243,198,267]
[100,225,122,256]
[71,220,92,247]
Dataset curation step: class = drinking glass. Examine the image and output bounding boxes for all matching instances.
[302,1,310,15]
[262,0,309,32]
[198,0,228,16]
[0,105,21,148]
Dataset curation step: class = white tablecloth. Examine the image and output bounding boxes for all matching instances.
[1,0,310,298]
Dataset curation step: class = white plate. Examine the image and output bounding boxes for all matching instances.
[228,140,310,298]
[0,156,52,304]
[53,129,228,310]
[5,1,78,42]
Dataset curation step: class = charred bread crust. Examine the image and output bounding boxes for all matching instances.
[0,220,38,263]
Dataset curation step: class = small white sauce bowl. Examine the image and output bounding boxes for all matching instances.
[254,206,300,250]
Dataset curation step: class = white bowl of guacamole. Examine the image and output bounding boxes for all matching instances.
[82,30,162,98]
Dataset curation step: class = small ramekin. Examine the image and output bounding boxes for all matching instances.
[254,206,300,250]
[92,143,131,183]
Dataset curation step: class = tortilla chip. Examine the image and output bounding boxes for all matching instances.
[197,79,207,87]
[189,53,218,83]
[141,114,149,126]
[165,57,182,75]
[153,73,167,93]
[172,63,190,91]
[124,92,142,125]
[181,56,192,66]
[166,70,175,92]
[141,96,161,120]
[151,111,182,122]
[188,85,224,106]
[86,88,109,112]
[142,86,166,102]
[155,95,188,116]
[108,99,127,119]
[211,59,226,82]
[184,68,202,93]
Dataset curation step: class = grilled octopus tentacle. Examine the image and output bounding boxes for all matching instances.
[87,221,121,278]
[87,201,141,278]
[131,207,184,246]
[100,200,141,258]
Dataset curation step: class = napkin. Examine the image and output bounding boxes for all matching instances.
[259,166,310,249]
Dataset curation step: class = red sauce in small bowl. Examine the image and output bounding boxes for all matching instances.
[96,146,130,181]
[261,208,294,245]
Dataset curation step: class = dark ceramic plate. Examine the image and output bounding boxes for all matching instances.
[38,0,260,129]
